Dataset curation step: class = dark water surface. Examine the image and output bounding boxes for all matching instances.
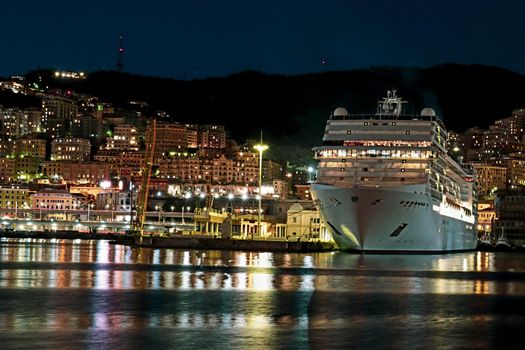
[1,239,525,349]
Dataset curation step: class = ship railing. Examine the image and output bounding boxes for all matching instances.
[329,113,444,126]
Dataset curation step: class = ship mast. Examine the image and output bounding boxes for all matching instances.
[377,89,407,118]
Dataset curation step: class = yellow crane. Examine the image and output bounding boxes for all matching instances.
[131,119,156,236]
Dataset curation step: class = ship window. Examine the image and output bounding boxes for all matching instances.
[373,122,378,126]
[392,122,396,126]
[401,178,405,181]
[342,159,346,162]
[340,168,345,171]
[382,122,388,126]
[364,122,368,126]
[363,168,368,172]
[400,169,405,172]
[346,130,351,134]
[406,131,410,135]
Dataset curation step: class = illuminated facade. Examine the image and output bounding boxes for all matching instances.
[0,186,30,209]
[105,124,138,150]
[471,164,507,196]
[30,188,81,212]
[286,202,332,241]
[12,138,46,159]
[41,161,109,184]
[42,95,78,137]
[157,151,258,184]
[198,124,226,149]
[51,138,91,161]
[155,122,190,158]
[0,158,16,183]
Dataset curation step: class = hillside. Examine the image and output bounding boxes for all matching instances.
[25,64,525,164]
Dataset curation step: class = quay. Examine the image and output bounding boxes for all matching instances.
[134,235,335,252]
[0,230,337,252]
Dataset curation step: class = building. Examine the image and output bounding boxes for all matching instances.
[155,122,190,158]
[263,160,284,181]
[41,161,109,184]
[0,186,30,212]
[472,164,507,196]
[51,138,91,161]
[477,201,496,234]
[498,157,525,191]
[96,191,132,221]
[285,202,331,241]
[42,95,78,137]
[30,188,81,220]
[0,108,29,137]
[12,138,46,160]
[198,124,226,149]
[0,158,16,183]
[16,156,41,182]
[494,194,525,247]
[105,124,139,150]
[294,184,312,200]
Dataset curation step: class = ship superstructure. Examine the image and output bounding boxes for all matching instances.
[311,91,477,251]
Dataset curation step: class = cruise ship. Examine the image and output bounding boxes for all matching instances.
[310,91,477,252]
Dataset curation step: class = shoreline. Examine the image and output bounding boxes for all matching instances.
[0,230,336,252]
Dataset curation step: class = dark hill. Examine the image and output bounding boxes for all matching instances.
[26,64,525,164]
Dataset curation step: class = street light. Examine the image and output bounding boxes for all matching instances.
[254,143,268,240]
[307,166,315,183]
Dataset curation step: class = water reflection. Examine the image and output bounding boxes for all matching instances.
[1,239,525,349]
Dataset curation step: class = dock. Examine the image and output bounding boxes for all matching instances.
[0,230,336,252]
[134,235,336,252]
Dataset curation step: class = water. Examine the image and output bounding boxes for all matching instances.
[1,239,525,349]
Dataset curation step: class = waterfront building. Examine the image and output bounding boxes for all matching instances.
[41,161,109,184]
[0,186,30,213]
[51,138,91,161]
[96,190,132,214]
[30,188,81,220]
[286,202,330,241]
[477,201,496,234]
[494,193,525,247]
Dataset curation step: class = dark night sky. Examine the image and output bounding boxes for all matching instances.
[1,0,523,78]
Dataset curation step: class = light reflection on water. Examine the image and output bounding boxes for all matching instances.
[1,238,525,349]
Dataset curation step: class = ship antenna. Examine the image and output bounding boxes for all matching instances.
[116,34,125,72]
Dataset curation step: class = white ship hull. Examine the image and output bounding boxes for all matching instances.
[311,183,477,252]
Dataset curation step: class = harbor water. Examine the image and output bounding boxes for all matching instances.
[1,239,525,349]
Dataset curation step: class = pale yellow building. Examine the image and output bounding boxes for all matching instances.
[472,164,507,196]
